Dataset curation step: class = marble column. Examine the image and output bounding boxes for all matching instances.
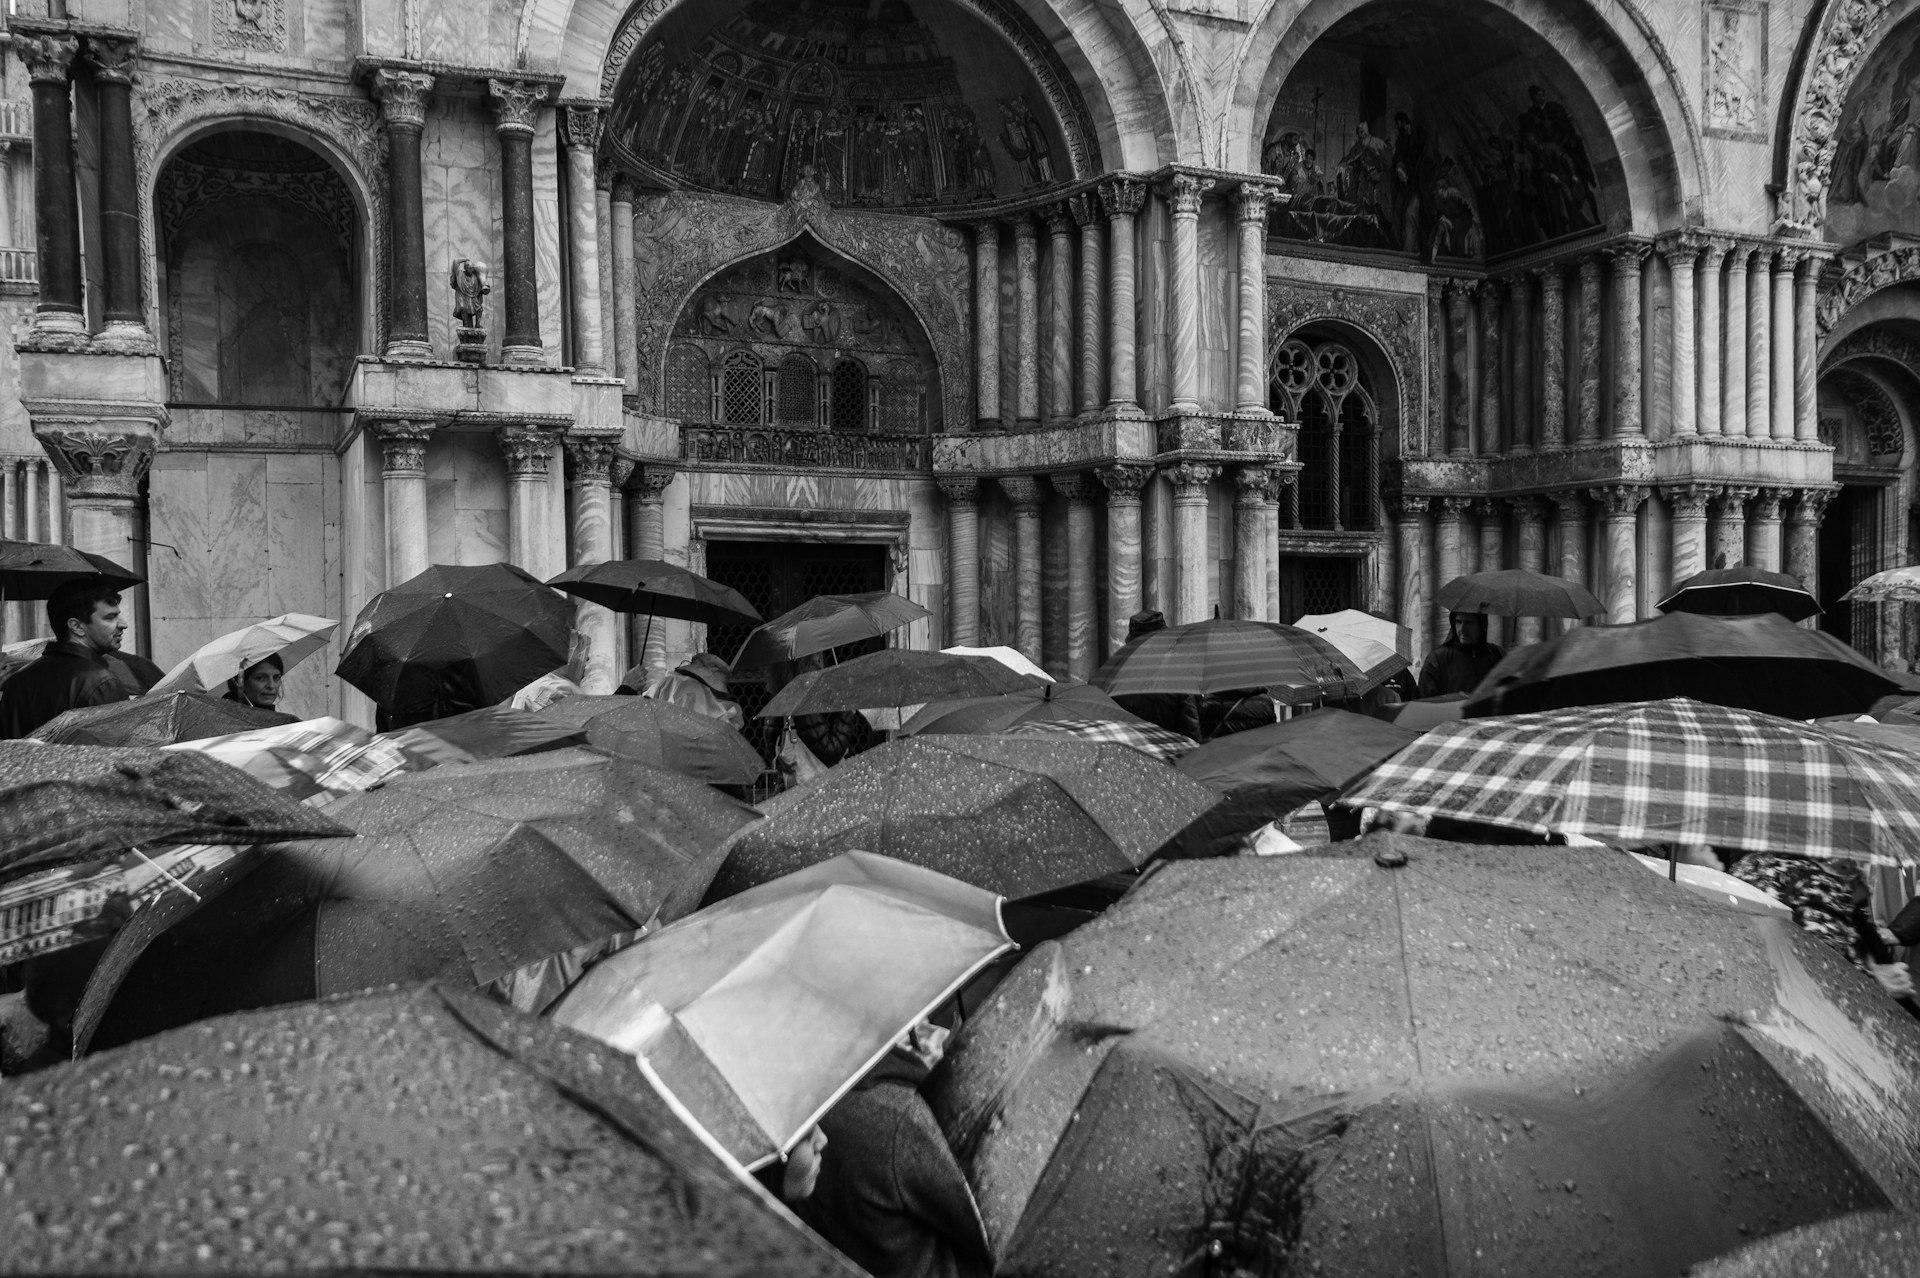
[1723,245,1750,437]
[1476,279,1505,456]
[1169,462,1217,624]
[489,80,547,364]
[1013,219,1040,427]
[1100,179,1145,412]
[1611,245,1649,438]
[559,106,605,371]
[595,164,616,380]
[1785,489,1832,597]
[1265,468,1284,622]
[1591,486,1645,625]
[1235,182,1277,414]
[1054,473,1097,679]
[1553,491,1590,633]
[1664,239,1698,437]
[1747,488,1786,573]
[625,467,673,670]
[1001,476,1044,660]
[1166,175,1212,415]
[1771,250,1796,441]
[971,222,1001,430]
[1098,463,1152,650]
[937,476,981,648]
[1697,239,1726,436]
[1394,495,1431,666]
[18,35,81,333]
[85,38,142,336]
[1045,207,1076,426]
[1475,498,1507,647]
[1664,484,1715,586]
[38,433,153,646]
[1711,486,1754,570]
[1434,497,1469,643]
[1511,496,1547,645]
[1232,467,1271,621]
[1575,255,1603,444]
[498,425,556,577]
[1445,280,1472,456]
[1070,194,1103,416]
[610,177,639,395]
[375,421,434,586]
[1746,246,1771,440]
[565,434,619,694]
[1509,274,1534,454]
[1539,266,1567,450]
[371,68,435,359]
[1795,257,1821,442]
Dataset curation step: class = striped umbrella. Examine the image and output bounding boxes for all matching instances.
[1340,697,1920,866]
[1004,716,1195,764]
[1089,618,1362,705]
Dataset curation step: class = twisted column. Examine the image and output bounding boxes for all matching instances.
[1511,496,1547,645]
[1610,244,1649,438]
[1591,485,1646,624]
[971,222,1001,430]
[1664,239,1698,437]
[1165,175,1212,414]
[1070,194,1103,416]
[565,434,620,693]
[1001,476,1044,660]
[498,425,557,577]
[1097,463,1152,650]
[1575,255,1603,444]
[1539,266,1566,449]
[1724,244,1750,437]
[1013,218,1040,426]
[1235,183,1277,414]
[374,420,434,587]
[1045,207,1075,425]
[372,69,435,358]
[1233,467,1271,621]
[1394,495,1432,666]
[489,79,548,363]
[1100,179,1145,412]
[1168,462,1217,624]
[1054,473,1097,678]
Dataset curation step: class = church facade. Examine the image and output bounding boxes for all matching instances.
[0,0,1912,728]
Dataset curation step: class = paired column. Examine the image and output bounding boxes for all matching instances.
[1795,257,1822,442]
[1445,280,1472,455]
[1511,496,1547,645]
[1393,496,1431,666]
[1434,498,1469,642]
[1070,194,1103,416]
[1476,280,1504,455]
[564,434,620,694]
[1663,239,1698,437]
[498,425,557,577]
[1724,246,1750,437]
[1575,255,1604,444]
[1747,489,1786,573]
[1553,491,1589,632]
[1664,484,1715,586]
[489,80,548,364]
[375,420,434,587]
[1475,498,1506,647]
[1168,462,1217,624]
[1000,476,1044,660]
[86,39,142,337]
[372,69,435,359]
[1610,245,1648,438]
[559,105,605,371]
[1770,251,1796,441]
[1697,240,1726,436]
[1054,473,1097,679]
[1235,183,1277,415]
[1045,208,1075,425]
[1711,487,1754,569]
[1100,179,1145,412]
[1098,463,1151,650]
[596,164,616,380]
[610,177,639,395]
[1539,265,1567,449]
[1013,218,1041,427]
[1233,466,1271,621]
[625,467,674,669]
[1746,245,1771,439]
[1592,485,1645,625]
[939,477,980,648]
[19,35,81,334]
[971,222,1001,430]
[1265,468,1285,622]
[1165,175,1212,414]
[1784,489,1832,596]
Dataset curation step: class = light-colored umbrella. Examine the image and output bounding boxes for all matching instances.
[551,851,1013,1169]
[1292,608,1412,690]
[1844,565,1920,604]
[868,645,1058,731]
[150,613,338,696]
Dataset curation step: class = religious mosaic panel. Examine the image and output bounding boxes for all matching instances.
[1824,11,1920,246]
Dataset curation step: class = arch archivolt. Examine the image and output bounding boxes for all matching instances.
[631,185,973,429]
[1777,0,1920,234]
[1267,282,1422,456]
[1815,245,1920,335]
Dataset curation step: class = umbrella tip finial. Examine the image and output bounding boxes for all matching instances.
[1374,842,1408,869]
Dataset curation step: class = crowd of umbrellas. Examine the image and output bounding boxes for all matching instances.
[12,533,1920,1274]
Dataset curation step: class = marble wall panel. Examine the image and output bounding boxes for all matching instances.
[148,454,211,621]
[533,115,565,363]
[0,301,29,450]
[303,0,353,62]
[418,0,518,67]
[141,0,196,52]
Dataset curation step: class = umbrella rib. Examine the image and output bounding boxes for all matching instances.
[1387,869,1453,1269]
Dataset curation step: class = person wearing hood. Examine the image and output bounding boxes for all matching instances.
[797,1020,993,1278]
[1416,610,1503,698]
[617,651,745,730]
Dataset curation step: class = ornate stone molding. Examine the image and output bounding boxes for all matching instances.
[1589,484,1648,517]
[1779,0,1899,233]
[608,456,636,489]
[1064,192,1097,228]
[1096,462,1152,501]
[488,79,547,137]
[559,103,604,152]
[1051,471,1092,501]
[937,474,980,505]
[496,425,555,478]
[16,33,78,84]
[37,429,155,499]
[372,419,432,475]
[1267,281,1424,458]
[1098,178,1147,220]
[1824,366,1906,458]
[370,68,434,132]
[999,475,1044,507]
[564,433,619,484]
[1821,324,1920,374]
[83,37,138,86]
[1232,464,1273,504]
[1235,181,1281,224]
[633,465,675,498]
[1162,173,1212,219]
[1816,245,1920,334]
[1165,461,1218,493]
[1662,482,1719,519]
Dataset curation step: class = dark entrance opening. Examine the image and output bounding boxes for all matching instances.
[1817,483,1887,658]
[704,539,889,761]
[1276,556,1359,622]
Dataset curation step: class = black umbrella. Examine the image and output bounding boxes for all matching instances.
[0,538,142,599]
[732,591,929,668]
[549,558,760,624]
[1435,567,1607,619]
[1658,565,1822,621]
[932,836,1920,1277]
[0,741,349,879]
[74,749,760,1053]
[334,563,573,712]
[1690,1212,1918,1276]
[1463,610,1900,720]
[760,648,1044,717]
[31,690,293,747]
[705,735,1219,903]
[2,983,857,1275]
[388,703,584,758]
[573,696,766,787]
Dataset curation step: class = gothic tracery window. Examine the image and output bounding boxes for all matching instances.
[1271,337,1379,533]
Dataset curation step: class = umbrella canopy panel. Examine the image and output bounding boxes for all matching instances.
[0,539,142,599]
[1658,566,1821,621]
[548,559,761,626]
[902,683,1147,737]
[760,649,1043,717]
[579,696,767,786]
[1091,619,1361,704]
[31,691,292,747]
[1436,567,1607,619]
[732,591,929,669]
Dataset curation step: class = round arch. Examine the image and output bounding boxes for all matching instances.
[1230,0,1702,234]
[1776,0,1920,232]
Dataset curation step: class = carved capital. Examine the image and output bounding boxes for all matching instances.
[82,37,138,86]
[1793,487,1836,525]
[1472,497,1504,522]
[559,103,605,152]
[17,34,79,85]
[1770,246,1804,274]
[1096,463,1153,502]
[1437,495,1474,522]
[1162,173,1212,219]
[564,433,618,485]
[1235,180,1281,224]
[496,425,555,479]
[1662,483,1720,520]
[1231,465,1273,504]
[1577,254,1605,285]
[632,466,675,498]
[1166,461,1218,493]
[595,159,616,192]
[370,68,434,131]
[1608,242,1652,273]
[1390,492,1431,521]
[373,420,433,475]
[611,173,639,205]
[1098,177,1147,220]
[487,79,548,137]
[1589,484,1648,518]
[1658,235,1701,271]
[1009,215,1039,244]
[36,429,156,499]
[1043,204,1074,238]
[1051,471,1093,502]
[1508,494,1548,525]
[937,474,980,506]
[999,475,1045,508]
[608,456,636,489]
[1551,490,1588,521]
[1713,485,1757,518]
[1750,488,1787,521]
[1065,192,1098,228]
[1695,235,1733,268]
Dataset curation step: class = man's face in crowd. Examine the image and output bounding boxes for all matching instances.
[1456,614,1484,646]
[71,598,126,653]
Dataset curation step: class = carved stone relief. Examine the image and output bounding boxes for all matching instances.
[1779,0,1898,232]
[1826,366,1907,459]
[214,0,288,51]
[1704,0,1767,139]
[1267,281,1425,457]
[1815,244,1920,333]
[1821,324,1920,375]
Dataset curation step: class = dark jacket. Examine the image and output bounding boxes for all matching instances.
[798,1055,993,1278]
[0,642,130,738]
[1117,689,1277,743]
[1416,641,1503,698]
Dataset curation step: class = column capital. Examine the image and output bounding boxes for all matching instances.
[1750,487,1788,520]
[1390,492,1432,520]
[1099,177,1148,219]
[632,465,675,499]
[595,157,617,192]
[1051,471,1094,501]
[81,36,138,85]
[1065,191,1099,228]
[563,432,619,485]
[487,79,549,137]
[1696,234,1734,265]
[1656,235,1701,269]
[1792,487,1837,524]
[1529,261,1565,289]
[608,455,635,489]
[1588,484,1647,517]
[1166,461,1218,492]
[1471,497,1503,521]
[1096,462,1153,501]
[1769,245,1806,272]
[370,68,435,130]
[1161,173,1213,219]
[1713,484,1757,517]
[1010,215,1039,242]
[937,474,981,505]
[1508,494,1548,523]
[1235,180,1282,223]
[1608,241,1652,271]
[1661,482,1720,519]
[558,102,605,151]
[35,428,156,499]
[1725,242,1755,271]
[999,474,1045,508]
[1231,465,1273,503]
[611,173,640,204]
[1551,489,1588,520]
[1577,252,1605,283]
[372,419,434,475]
[1438,495,1473,521]
[1043,203,1074,237]
[17,33,79,83]
[496,424,556,478]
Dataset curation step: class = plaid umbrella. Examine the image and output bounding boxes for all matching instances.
[1004,716,1195,764]
[1340,698,1920,866]
[732,591,929,668]
[1658,566,1820,621]
[1090,618,1361,705]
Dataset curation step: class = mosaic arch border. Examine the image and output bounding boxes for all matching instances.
[1266,281,1426,458]
[630,186,974,431]
[1776,0,1920,233]
[136,78,390,361]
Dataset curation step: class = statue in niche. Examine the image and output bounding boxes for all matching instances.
[997,96,1055,187]
[451,259,489,328]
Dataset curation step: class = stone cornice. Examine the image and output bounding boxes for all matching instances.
[352,56,565,95]
[930,409,1297,478]
[1388,435,1834,500]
